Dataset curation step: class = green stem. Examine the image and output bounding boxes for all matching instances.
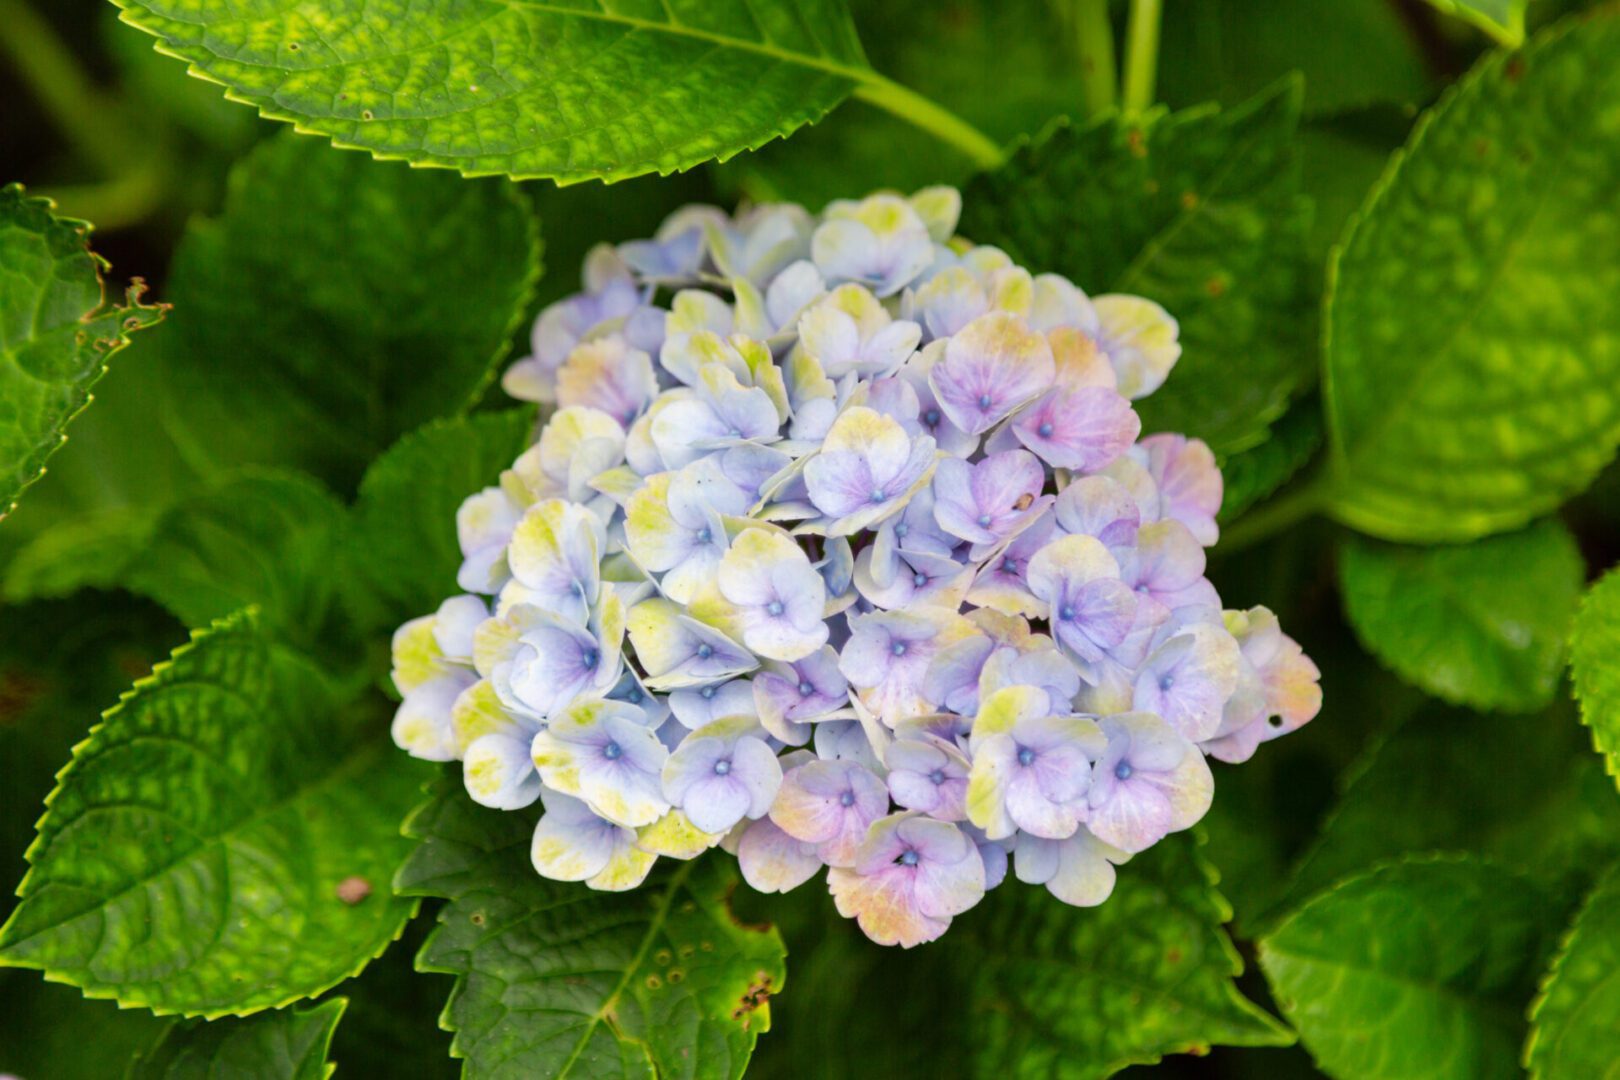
[1068,0,1117,119]
[1218,476,1330,553]
[0,0,134,176]
[854,75,1004,170]
[1121,0,1163,116]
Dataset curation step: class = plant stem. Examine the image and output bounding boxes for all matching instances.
[1069,0,1117,119]
[0,0,134,176]
[1218,476,1331,553]
[854,75,1004,170]
[1121,0,1163,115]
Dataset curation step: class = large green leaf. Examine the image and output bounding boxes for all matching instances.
[6,471,350,654]
[1572,566,1620,792]
[1158,0,1436,116]
[0,185,163,520]
[1525,860,1620,1078]
[1338,518,1584,712]
[959,833,1292,1078]
[152,133,538,489]
[0,610,426,1016]
[112,0,870,183]
[1323,15,1620,541]
[129,1000,346,1080]
[1271,704,1620,924]
[347,411,532,632]
[395,779,786,1079]
[961,79,1313,455]
[1261,856,1553,1080]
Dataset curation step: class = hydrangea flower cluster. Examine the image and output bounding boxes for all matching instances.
[391,188,1322,947]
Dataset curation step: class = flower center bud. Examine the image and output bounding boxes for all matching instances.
[1114,761,1133,780]
[581,648,600,670]
[839,790,855,807]
[603,741,623,760]
[697,527,712,543]
[1159,674,1175,691]
[977,393,992,409]
[1060,605,1076,621]
[1017,746,1036,767]
[923,409,941,426]
[870,488,886,503]
[976,513,992,527]
[1037,422,1054,438]
[899,849,920,866]
[696,643,714,659]
[767,600,785,616]
[713,759,732,776]
[700,685,716,699]
[912,571,928,587]
[894,522,910,538]
[891,641,908,656]
[798,680,815,697]
[929,769,946,785]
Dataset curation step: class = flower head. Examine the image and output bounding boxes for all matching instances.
[394,186,1319,947]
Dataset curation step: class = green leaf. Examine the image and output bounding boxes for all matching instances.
[960,78,1314,455]
[0,184,164,519]
[1158,0,1436,116]
[347,411,533,631]
[1525,860,1620,1078]
[6,471,349,654]
[1338,518,1584,712]
[1271,703,1620,925]
[1218,399,1325,524]
[1323,16,1620,541]
[111,0,870,184]
[129,1000,346,1080]
[152,133,538,489]
[1261,856,1554,1080]
[0,610,426,1016]
[395,778,787,1079]
[1572,565,1620,792]
[1424,0,1527,46]
[959,833,1292,1078]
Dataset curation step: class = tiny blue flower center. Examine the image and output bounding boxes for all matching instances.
[929,769,946,785]
[798,680,815,697]
[1000,556,1019,574]
[700,686,716,700]
[870,488,887,503]
[571,580,587,598]
[626,688,643,704]
[603,741,623,761]
[899,849,920,866]
[766,599,785,616]
[1159,674,1175,691]
[1060,605,1077,621]
[923,409,941,426]
[581,648,600,670]
[894,522,910,538]
[696,527,712,543]
[891,641,908,657]
[696,643,714,660]
[977,393,993,409]
[912,571,928,587]
[1017,746,1036,767]
[1038,422,1054,438]
[1114,761,1134,781]
[728,427,742,438]
[713,759,732,776]
[839,790,855,807]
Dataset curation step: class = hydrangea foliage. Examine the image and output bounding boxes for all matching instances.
[391,187,1321,946]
